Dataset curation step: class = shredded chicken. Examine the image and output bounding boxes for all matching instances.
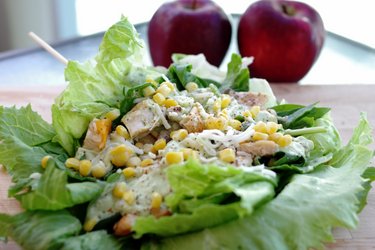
[179,103,206,133]
[238,140,278,157]
[229,90,268,109]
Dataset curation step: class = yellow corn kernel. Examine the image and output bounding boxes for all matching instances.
[180,148,192,160]
[123,190,135,205]
[171,129,188,141]
[185,82,198,92]
[243,110,253,118]
[153,138,167,152]
[113,182,127,198]
[213,99,221,112]
[205,117,227,131]
[140,158,154,167]
[151,192,163,209]
[165,151,184,165]
[266,122,279,134]
[79,160,92,176]
[153,93,166,105]
[110,145,134,167]
[250,106,261,117]
[104,109,120,121]
[219,148,235,163]
[277,134,293,147]
[163,98,178,108]
[143,86,156,97]
[157,84,172,97]
[135,142,144,149]
[221,94,231,108]
[95,119,112,150]
[164,81,175,91]
[91,164,106,178]
[126,156,141,168]
[123,167,136,179]
[116,125,130,140]
[254,121,268,133]
[229,119,242,131]
[83,218,97,232]
[65,158,80,170]
[252,132,269,141]
[269,132,283,143]
[145,77,158,87]
[41,155,51,169]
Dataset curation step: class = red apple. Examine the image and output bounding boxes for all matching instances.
[148,0,232,67]
[237,0,325,83]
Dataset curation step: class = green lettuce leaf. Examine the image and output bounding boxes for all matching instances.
[221,53,250,92]
[142,115,373,250]
[132,160,276,238]
[2,210,81,250]
[52,17,161,155]
[18,160,102,210]
[248,78,277,108]
[59,231,123,250]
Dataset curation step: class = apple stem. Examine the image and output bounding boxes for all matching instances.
[281,4,296,16]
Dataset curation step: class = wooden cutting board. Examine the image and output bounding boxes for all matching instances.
[1,84,374,249]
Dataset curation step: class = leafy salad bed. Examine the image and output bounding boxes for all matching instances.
[0,18,374,250]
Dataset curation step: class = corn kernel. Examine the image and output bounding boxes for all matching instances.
[269,132,283,143]
[153,93,166,105]
[171,129,188,141]
[123,167,136,179]
[126,156,141,168]
[164,81,175,91]
[65,158,80,170]
[266,122,279,134]
[83,218,97,232]
[79,160,92,176]
[205,116,227,131]
[104,109,120,121]
[254,121,268,133]
[153,138,167,152]
[140,158,154,167]
[180,148,193,160]
[213,99,221,112]
[185,82,198,92]
[123,190,135,205]
[91,164,106,178]
[41,155,51,169]
[252,132,269,141]
[110,145,134,167]
[250,106,261,117]
[229,119,242,131]
[157,84,172,97]
[143,86,156,97]
[277,134,293,147]
[145,77,158,87]
[165,151,184,165]
[113,182,127,198]
[219,148,235,163]
[163,98,178,108]
[116,125,130,140]
[221,94,231,108]
[243,110,253,118]
[151,192,163,209]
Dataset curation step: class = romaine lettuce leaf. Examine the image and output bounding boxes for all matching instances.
[132,160,276,237]
[18,160,102,210]
[1,210,81,250]
[52,17,161,155]
[59,231,123,250]
[142,114,373,250]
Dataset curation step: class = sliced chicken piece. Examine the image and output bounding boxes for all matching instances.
[121,99,162,139]
[83,118,112,152]
[229,90,268,109]
[179,103,206,133]
[238,140,278,157]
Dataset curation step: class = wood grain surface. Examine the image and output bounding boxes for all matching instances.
[0,84,374,250]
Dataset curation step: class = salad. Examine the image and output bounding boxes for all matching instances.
[0,17,374,250]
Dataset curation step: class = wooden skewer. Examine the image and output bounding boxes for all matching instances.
[28,31,68,65]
